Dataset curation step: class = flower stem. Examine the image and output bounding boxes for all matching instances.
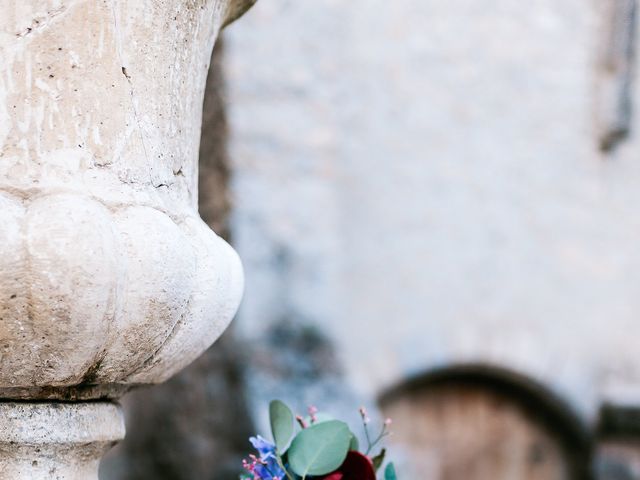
[363,422,373,455]
[276,454,295,480]
[365,424,390,455]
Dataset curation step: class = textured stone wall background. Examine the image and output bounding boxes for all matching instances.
[224,0,640,421]
[223,0,640,476]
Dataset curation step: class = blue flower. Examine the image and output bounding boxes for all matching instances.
[248,436,286,480]
[250,436,277,458]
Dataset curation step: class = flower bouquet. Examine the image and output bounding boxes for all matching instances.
[241,401,398,480]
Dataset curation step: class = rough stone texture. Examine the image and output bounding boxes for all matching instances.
[0,1,255,478]
[224,0,640,442]
[100,40,255,480]
[0,402,124,480]
[0,0,247,398]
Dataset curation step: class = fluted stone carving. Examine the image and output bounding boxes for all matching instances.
[0,192,242,396]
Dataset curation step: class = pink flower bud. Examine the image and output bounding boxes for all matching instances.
[296,414,308,429]
[308,405,319,423]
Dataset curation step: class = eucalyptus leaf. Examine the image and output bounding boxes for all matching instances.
[269,400,294,453]
[349,432,359,451]
[384,462,398,480]
[288,420,351,477]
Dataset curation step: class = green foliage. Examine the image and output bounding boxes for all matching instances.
[288,420,351,478]
[269,400,295,453]
[372,448,386,472]
[243,402,399,480]
[384,462,397,480]
[349,432,360,451]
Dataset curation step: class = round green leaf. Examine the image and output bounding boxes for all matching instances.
[288,420,351,477]
[269,400,294,453]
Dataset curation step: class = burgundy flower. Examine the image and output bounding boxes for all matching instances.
[321,451,376,480]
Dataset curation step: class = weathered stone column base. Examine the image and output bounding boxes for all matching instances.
[0,402,125,480]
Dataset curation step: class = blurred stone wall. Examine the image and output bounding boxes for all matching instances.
[224,0,640,424]
[100,41,254,480]
[222,2,640,478]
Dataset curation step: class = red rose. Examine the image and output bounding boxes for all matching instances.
[320,451,376,480]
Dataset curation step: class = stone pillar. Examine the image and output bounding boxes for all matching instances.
[0,0,255,477]
[0,403,124,480]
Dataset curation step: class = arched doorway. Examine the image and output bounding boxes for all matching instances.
[379,365,592,480]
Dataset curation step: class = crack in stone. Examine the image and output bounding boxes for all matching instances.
[122,295,193,381]
[15,6,68,38]
[110,0,154,181]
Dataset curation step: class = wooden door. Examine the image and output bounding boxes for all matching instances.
[380,370,591,480]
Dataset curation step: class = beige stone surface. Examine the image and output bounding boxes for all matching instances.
[0,0,248,398]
